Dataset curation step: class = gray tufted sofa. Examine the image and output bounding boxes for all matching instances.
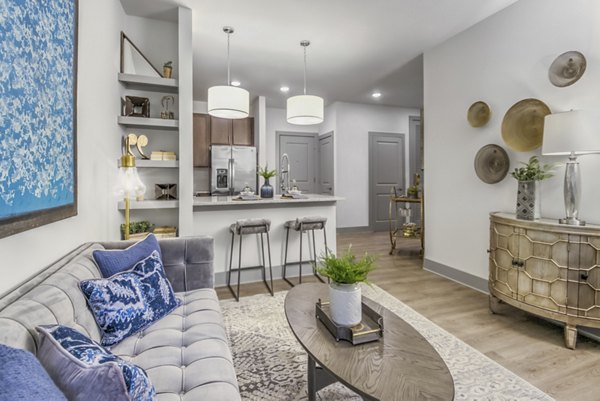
[0,237,241,401]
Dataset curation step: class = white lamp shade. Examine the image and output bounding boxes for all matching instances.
[542,110,600,156]
[287,95,324,125]
[116,167,146,200]
[208,85,249,119]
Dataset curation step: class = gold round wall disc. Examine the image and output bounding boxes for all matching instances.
[474,144,510,184]
[467,101,491,127]
[549,51,586,88]
[501,98,551,152]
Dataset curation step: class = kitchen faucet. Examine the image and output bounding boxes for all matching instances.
[280,153,290,194]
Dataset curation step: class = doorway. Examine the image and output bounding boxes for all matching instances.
[408,116,422,227]
[276,132,318,193]
[368,132,406,231]
[318,132,334,195]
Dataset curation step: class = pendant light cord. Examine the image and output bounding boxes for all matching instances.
[303,45,307,95]
[227,32,231,86]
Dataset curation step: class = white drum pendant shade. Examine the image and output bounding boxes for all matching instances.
[208,85,249,119]
[286,95,324,125]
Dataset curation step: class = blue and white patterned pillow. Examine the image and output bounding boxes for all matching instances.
[36,325,155,401]
[80,250,181,346]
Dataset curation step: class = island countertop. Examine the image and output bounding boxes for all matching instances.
[193,194,343,208]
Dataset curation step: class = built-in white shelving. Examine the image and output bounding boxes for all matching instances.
[117,159,179,168]
[118,116,179,130]
[118,73,178,92]
[118,200,179,210]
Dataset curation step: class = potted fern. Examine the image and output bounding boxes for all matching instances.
[316,246,375,327]
[511,156,556,220]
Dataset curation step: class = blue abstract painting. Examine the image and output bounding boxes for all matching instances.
[0,0,78,238]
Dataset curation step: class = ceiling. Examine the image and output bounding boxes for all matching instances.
[121,0,518,108]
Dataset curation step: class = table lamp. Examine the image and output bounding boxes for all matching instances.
[117,148,146,240]
[542,110,600,226]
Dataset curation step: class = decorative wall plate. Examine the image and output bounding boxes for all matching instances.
[467,101,491,127]
[474,144,510,184]
[549,51,586,87]
[501,99,551,152]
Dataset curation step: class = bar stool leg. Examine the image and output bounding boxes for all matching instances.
[266,231,274,295]
[299,227,303,284]
[227,232,236,299]
[312,229,325,283]
[260,232,267,289]
[323,227,330,283]
[283,227,294,287]
[235,234,243,302]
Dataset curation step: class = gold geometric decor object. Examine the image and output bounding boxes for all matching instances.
[467,101,491,127]
[501,98,551,152]
[549,51,586,88]
[474,144,510,184]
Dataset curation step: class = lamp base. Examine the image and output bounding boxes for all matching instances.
[558,217,586,226]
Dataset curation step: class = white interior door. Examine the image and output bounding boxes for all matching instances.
[278,132,317,193]
[318,132,334,195]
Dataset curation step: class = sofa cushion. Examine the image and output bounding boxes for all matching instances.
[36,325,155,401]
[0,343,67,401]
[111,288,241,401]
[0,244,104,352]
[93,234,162,278]
[80,251,181,347]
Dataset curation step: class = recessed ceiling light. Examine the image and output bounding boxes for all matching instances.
[231,80,241,87]
[372,92,382,98]
[280,86,290,93]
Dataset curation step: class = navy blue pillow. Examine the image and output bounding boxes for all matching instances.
[80,251,181,346]
[36,325,155,401]
[0,343,66,401]
[93,234,162,277]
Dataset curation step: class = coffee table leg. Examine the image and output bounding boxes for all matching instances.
[307,355,317,401]
[307,355,338,400]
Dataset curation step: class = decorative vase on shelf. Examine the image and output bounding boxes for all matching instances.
[516,180,541,220]
[260,178,273,199]
[329,282,362,327]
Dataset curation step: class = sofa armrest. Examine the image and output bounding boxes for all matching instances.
[99,236,215,291]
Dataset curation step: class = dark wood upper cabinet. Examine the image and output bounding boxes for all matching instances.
[193,113,211,167]
[210,116,232,145]
[232,117,254,146]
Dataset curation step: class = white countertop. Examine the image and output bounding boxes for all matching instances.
[193,194,342,207]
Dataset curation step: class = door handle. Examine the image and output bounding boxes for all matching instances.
[581,273,589,281]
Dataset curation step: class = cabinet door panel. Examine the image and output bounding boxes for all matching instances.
[489,222,519,298]
[193,114,210,167]
[518,229,567,313]
[575,235,600,319]
[232,117,254,146]
[211,116,232,145]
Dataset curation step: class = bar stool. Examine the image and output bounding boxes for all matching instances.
[282,216,328,287]
[227,218,274,302]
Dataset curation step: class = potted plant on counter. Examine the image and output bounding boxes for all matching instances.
[258,165,277,198]
[511,156,556,220]
[316,246,375,327]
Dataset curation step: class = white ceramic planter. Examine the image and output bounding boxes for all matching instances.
[329,282,362,327]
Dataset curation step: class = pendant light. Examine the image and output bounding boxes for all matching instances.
[208,26,249,119]
[287,40,324,125]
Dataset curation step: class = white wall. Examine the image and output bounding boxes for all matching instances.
[0,0,124,293]
[334,102,419,228]
[424,0,600,279]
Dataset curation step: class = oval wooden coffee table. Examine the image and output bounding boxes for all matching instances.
[284,283,454,401]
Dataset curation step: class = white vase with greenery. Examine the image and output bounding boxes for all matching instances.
[316,246,375,327]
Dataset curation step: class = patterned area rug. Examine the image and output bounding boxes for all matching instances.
[221,285,554,401]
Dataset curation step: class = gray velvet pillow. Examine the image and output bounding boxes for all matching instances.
[36,325,155,401]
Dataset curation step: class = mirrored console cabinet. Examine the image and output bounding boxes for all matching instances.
[489,212,600,349]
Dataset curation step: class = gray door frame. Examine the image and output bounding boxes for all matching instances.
[276,131,318,194]
[408,116,422,226]
[318,131,334,195]
[368,131,406,231]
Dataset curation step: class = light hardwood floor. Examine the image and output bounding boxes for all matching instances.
[216,230,600,401]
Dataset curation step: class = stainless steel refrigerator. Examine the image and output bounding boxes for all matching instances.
[211,146,257,195]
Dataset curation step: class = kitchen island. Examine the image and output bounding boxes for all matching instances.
[193,194,342,286]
